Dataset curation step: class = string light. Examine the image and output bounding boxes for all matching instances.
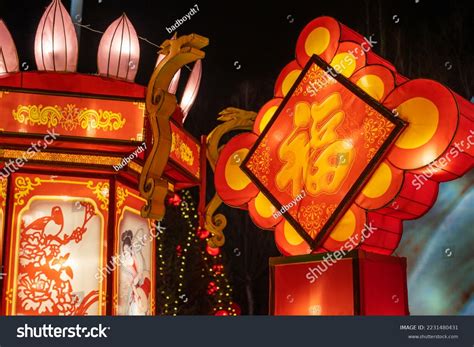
[156,190,236,315]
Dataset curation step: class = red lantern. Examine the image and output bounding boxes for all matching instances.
[167,193,182,207]
[206,245,220,256]
[207,281,218,295]
[212,264,224,275]
[197,228,210,239]
[214,310,229,316]
[176,244,183,257]
[230,302,241,316]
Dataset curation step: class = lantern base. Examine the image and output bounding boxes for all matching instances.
[269,249,409,315]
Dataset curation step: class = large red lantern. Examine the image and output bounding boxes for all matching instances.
[0,5,205,316]
[215,16,474,257]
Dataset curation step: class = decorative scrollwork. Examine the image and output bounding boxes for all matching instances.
[86,181,110,211]
[14,176,42,206]
[116,186,130,215]
[12,104,126,132]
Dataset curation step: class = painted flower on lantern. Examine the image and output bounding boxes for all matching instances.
[214,16,474,256]
[17,272,57,314]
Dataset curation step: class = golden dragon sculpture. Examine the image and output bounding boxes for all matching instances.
[205,107,257,247]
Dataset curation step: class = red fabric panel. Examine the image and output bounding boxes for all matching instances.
[0,71,146,98]
[273,259,354,315]
[359,255,408,315]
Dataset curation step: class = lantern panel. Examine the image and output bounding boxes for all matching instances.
[2,174,109,316]
[114,183,155,316]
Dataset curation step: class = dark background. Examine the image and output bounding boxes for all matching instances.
[1,0,473,314]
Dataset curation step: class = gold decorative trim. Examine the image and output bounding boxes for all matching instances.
[0,150,143,173]
[12,104,126,132]
[116,186,130,214]
[1,177,7,208]
[133,102,146,111]
[14,176,42,206]
[171,131,195,167]
[128,161,143,174]
[86,181,110,211]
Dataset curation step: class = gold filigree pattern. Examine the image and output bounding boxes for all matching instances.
[5,288,13,305]
[171,132,194,167]
[298,201,337,238]
[12,104,126,132]
[294,64,336,97]
[196,143,201,178]
[116,186,130,214]
[1,177,7,208]
[86,181,110,211]
[14,176,42,206]
[363,105,395,153]
[133,101,146,111]
[247,137,271,186]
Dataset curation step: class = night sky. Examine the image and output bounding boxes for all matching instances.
[1,0,473,314]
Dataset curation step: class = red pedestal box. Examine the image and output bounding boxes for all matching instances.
[270,250,409,315]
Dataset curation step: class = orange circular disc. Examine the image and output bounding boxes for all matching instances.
[274,219,311,256]
[384,79,459,170]
[248,192,282,229]
[355,160,404,210]
[350,65,396,102]
[214,133,259,208]
[253,98,283,135]
[321,204,366,251]
[274,60,302,98]
[295,16,341,67]
[329,41,367,78]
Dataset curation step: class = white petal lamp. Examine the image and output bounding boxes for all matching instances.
[34,0,78,72]
[0,19,19,75]
[155,53,181,94]
[97,13,140,82]
[180,60,202,123]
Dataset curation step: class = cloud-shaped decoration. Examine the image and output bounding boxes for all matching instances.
[214,16,474,256]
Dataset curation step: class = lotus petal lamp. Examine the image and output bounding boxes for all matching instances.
[0,20,19,75]
[180,60,202,122]
[97,14,140,82]
[34,0,78,72]
[156,53,181,94]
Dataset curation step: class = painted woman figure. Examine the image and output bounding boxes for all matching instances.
[121,229,151,315]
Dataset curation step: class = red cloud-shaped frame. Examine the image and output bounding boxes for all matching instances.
[215,16,474,256]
